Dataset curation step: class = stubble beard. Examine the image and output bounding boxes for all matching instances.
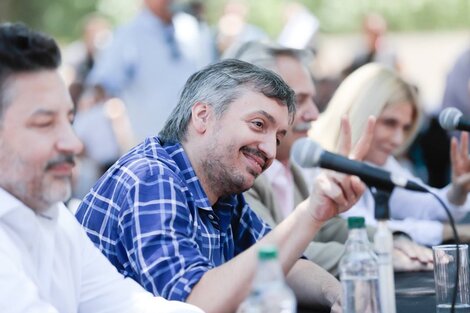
[0,145,72,212]
[201,142,249,199]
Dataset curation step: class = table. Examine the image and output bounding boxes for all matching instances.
[395,271,435,312]
[298,271,436,313]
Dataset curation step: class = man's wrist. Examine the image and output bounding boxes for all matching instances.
[298,199,327,228]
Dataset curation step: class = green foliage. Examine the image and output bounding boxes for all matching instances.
[1,0,469,42]
[0,0,138,42]
[0,0,97,41]
[299,0,470,33]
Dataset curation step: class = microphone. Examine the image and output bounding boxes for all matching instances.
[439,107,470,132]
[291,138,427,192]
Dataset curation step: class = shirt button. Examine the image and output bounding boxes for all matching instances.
[208,214,214,220]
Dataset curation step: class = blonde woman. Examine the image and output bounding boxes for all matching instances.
[311,63,470,246]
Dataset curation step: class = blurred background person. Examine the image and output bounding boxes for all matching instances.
[442,44,470,117]
[183,0,218,66]
[414,42,470,190]
[216,0,268,57]
[86,0,213,144]
[311,63,470,246]
[342,12,400,78]
[70,0,217,198]
[63,14,112,107]
[277,1,319,52]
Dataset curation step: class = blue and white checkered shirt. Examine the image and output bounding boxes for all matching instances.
[76,136,271,301]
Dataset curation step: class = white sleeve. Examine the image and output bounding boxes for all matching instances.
[0,227,59,313]
[384,157,468,222]
[389,184,468,222]
[386,218,444,246]
[340,188,445,246]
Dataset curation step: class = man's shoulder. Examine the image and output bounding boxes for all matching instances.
[80,138,186,209]
[57,204,91,243]
[112,138,184,183]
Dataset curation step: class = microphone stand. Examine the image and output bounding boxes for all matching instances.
[371,186,396,313]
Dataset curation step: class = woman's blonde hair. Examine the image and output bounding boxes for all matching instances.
[311,63,422,156]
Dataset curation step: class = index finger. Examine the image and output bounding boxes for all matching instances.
[350,116,376,161]
[450,136,459,176]
[460,131,469,158]
[337,116,352,156]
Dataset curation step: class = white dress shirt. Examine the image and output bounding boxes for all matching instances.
[0,188,203,313]
[341,156,469,246]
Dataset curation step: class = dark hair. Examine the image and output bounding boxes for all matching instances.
[159,59,296,143]
[0,23,61,119]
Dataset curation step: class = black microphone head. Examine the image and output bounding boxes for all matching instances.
[439,107,462,131]
[291,138,323,168]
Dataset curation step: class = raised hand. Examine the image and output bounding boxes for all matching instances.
[448,132,470,205]
[307,116,376,223]
[337,115,376,161]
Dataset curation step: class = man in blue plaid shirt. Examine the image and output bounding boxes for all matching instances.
[76,59,369,313]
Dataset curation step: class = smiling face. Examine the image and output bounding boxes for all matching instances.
[197,89,289,199]
[274,55,318,162]
[364,101,414,165]
[0,70,83,212]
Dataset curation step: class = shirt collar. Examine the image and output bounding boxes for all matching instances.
[0,187,25,218]
[263,159,288,184]
[0,187,59,222]
[160,139,213,211]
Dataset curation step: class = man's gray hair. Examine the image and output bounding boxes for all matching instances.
[159,59,296,143]
[227,41,313,72]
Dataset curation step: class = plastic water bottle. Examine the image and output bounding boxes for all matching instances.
[340,217,381,313]
[237,245,297,313]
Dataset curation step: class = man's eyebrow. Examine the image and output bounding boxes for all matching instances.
[255,110,287,136]
[30,108,75,118]
[30,109,55,117]
[253,110,288,135]
[255,110,276,124]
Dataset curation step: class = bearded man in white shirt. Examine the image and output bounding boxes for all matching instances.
[0,22,203,313]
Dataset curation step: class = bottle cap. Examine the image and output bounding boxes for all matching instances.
[258,245,278,260]
[348,216,365,229]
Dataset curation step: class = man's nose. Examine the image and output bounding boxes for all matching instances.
[303,98,319,122]
[258,136,277,161]
[56,123,84,155]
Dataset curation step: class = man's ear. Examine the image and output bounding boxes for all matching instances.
[191,102,212,134]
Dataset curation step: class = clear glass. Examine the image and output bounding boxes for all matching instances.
[432,244,470,312]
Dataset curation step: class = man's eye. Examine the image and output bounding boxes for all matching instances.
[32,121,53,128]
[252,121,264,129]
